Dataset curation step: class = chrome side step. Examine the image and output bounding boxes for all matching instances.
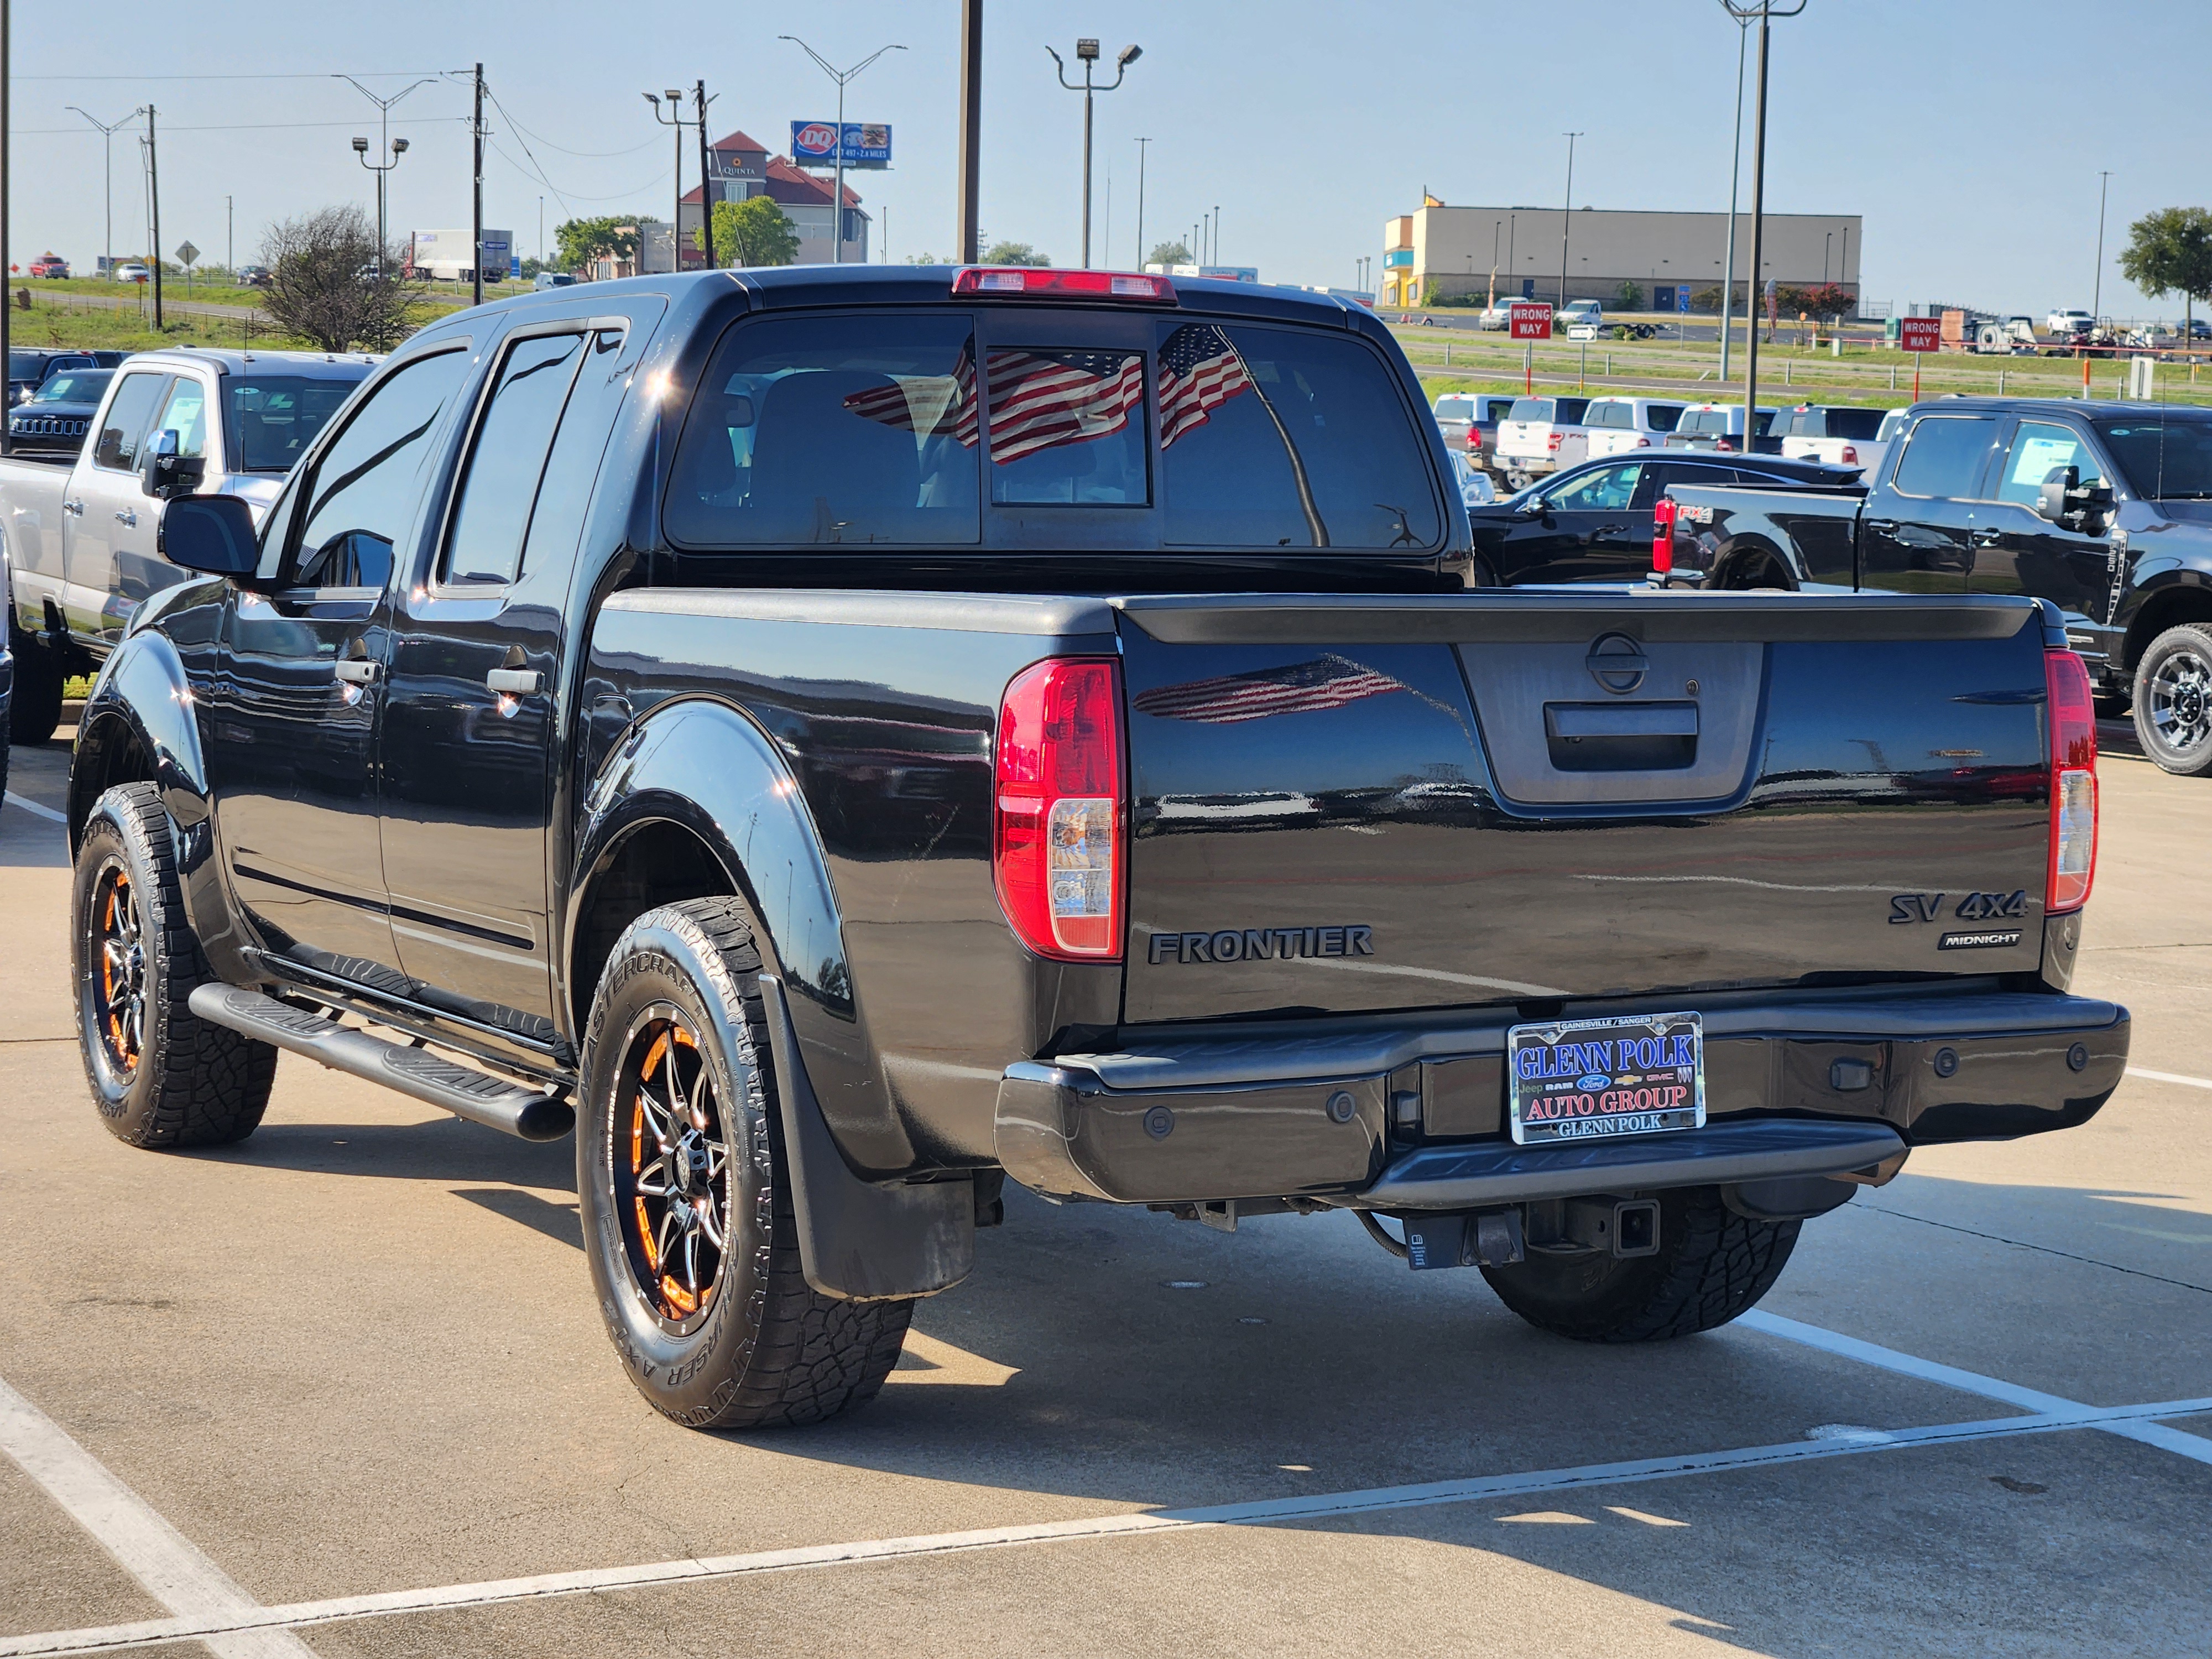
[187,984,575,1142]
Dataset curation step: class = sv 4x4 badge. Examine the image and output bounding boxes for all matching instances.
[1890,890,2030,951]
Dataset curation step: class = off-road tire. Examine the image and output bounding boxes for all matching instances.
[1480,1185,1800,1343]
[8,621,64,745]
[72,782,276,1146]
[2132,624,2212,777]
[577,897,912,1430]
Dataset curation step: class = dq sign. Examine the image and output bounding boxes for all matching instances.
[791,122,841,163]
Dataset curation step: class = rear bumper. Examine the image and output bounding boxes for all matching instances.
[994,987,2128,1209]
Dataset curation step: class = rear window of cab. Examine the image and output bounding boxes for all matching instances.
[662,310,1442,552]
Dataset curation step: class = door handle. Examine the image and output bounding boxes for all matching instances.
[114,509,138,528]
[1970,528,2002,547]
[486,668,542,696]
[332,659,381,686]
[62,499,83,517]
[1863,519,1899,535]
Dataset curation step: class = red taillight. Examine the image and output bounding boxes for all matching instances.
[1839,445,1860,463]
[994,659,1125,960]
[1715,437,1735,452]
[953,267,1177,303]
[1635,436,1651,447]
[1651,495,1676,576]
[2046,649,2098,914]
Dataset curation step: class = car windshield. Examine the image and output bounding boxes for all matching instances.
[31,370,110,405]
[2093,416,2212,500]
[227,374,367,473]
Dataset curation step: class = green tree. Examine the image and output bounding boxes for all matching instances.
[553,216,640,273]
[1147,239,1191,267]
[2119,207,2212,340]
[713,197,801,268]
[983,240,1049,267]
[1616,279,1645,311]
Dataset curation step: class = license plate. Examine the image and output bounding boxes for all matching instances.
[1507,1011,1704,1146]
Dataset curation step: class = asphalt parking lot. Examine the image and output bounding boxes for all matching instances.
[1,712,2207,1658]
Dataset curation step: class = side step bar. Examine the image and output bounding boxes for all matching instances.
[187,984,574,1142]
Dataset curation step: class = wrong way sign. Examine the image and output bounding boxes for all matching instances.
[1510,302,1552,340]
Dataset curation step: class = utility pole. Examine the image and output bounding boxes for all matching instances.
[957,0,982,263]
[1213,202,1220,267]
[781,37,905,265]
[1047,38,1140,267]
[471,63,485,307]
[1718,2,1750,380]
[1558,131,1582,309]
[696,80,716,270]
[147,105,162,330]
[226,194,232,275]
[1133,136,1148,268]
[2093,169,2111,320]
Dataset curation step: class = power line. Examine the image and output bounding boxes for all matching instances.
[486,137,668,206]
[15,69,452,81]
[15,116,466,135]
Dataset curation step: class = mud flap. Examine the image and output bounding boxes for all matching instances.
[758,974,974,1302]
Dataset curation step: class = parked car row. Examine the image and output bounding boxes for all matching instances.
[7,348,125,408]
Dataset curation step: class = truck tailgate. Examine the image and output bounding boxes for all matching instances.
[1118,592,2054,1024]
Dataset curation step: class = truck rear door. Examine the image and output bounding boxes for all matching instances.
[1974,415,2117,624]
[1861,410,2001,592]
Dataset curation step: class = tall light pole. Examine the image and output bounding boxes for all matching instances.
[644,90,692,273]
[350,134,410,279]
[1133,136,1149,268]
[1558,132,1583,308]
[67,106,143,275]
[2093,170,2112,320]
[1213,202,1221,267]
[957,0,982,263]
[1722,0,1807,442]
[336,75,433,278]
[226,194,233,275]
[1823,229,1832,285]
[780,38,906,265]
[1046,38,1140,268]
[1717,1,1751,379]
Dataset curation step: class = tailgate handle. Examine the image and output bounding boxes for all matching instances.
[1545,701,1698,772]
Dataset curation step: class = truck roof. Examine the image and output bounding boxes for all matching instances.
[460,265,1361,330]
[1906,397,2212,419]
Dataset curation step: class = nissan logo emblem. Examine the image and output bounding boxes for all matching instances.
[1585,633,1648,695]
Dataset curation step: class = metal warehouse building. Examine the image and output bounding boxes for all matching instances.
[1382,202,1863,312]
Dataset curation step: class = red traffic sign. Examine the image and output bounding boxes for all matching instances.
[1510,302,1552,341]
[1898,317,1942,353]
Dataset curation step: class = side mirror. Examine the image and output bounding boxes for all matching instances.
[140,429,206,500]
[2035,465,2078,524]
[159,493,260,577]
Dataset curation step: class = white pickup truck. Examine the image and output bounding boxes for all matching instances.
[1771,403,1889,475]
[0,347,372,740]
[1493,394,1592,488]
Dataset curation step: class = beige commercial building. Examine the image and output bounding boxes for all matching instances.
[1381,203,1863,312]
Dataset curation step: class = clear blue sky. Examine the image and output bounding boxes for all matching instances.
[9,0,2208,318]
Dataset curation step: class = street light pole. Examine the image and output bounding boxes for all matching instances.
[780,38,906,265]
[957,0,982,263]
[67,106,143,275]
[1724,0,1806,440]
[644,90,690,272]
[2093,169,2111,321]
[695,81,716,270]
[1133,137,1149,268]
[336,76,434,279]
[1047,39,1139,267]
[1717,2,1751,380]
[1558,131,1583,309]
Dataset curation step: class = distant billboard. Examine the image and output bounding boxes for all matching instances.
[791,121,892,169]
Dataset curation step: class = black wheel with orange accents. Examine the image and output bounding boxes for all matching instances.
[576,898,912,1430]
[71,782,276,1146]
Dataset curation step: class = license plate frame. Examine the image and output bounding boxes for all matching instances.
[1506,1010,1705,1146]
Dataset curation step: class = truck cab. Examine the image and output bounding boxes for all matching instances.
[1,347,374,740]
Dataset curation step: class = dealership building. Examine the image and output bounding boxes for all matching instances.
[1381,202,1863,312]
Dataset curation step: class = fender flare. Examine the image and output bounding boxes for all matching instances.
[2116,561,2212,671]
[70,628,253,983]
[1708,533,1801,590]
[565,695,914,1174]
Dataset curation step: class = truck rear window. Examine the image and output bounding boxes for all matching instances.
[2095,416,2212,501]
[228,377,362,473]
[666,313,1440,552]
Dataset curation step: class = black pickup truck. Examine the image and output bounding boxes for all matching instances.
[1663,397,2212,775]
[70,267,2125,1432]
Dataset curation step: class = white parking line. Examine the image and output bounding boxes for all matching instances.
[4,1392,2208,1658]
[1741,1310,2212,1467]
[0,1379,315,1658]
[2127,1065,2212,1092]
[3,792,66,825]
